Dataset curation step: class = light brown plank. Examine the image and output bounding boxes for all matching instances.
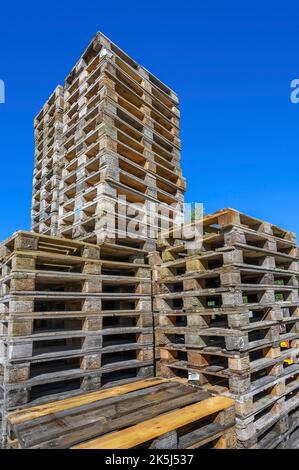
[72,396,235,449]
[8,378,169,425]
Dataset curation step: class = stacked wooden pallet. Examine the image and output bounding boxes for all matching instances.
[6,378,236,449]
[152,208,299,448]
[0,230,154,445]
[31,32,186,251]
[31,86,64,236]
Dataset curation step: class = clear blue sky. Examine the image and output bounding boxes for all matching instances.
[0,0,298,240]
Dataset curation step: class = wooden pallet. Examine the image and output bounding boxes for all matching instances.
[157,291,299,311]
[157,343,299,392]
[237,388,299,448]
[156,322,288,352]
[155,305,298,331]
[0,230,150,262]
[6,378,236,449]
[231,365,299,419]
[2,360,154,411]
[157,208,297,247]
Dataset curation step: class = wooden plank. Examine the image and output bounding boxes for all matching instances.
[72,396,235,449]
[179,422,227,448]
[8,378,169,425]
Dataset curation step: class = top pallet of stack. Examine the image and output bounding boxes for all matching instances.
[64,32,180,114]
[155,208,298,261]
[0,229,149,263]
[158,208,297,243]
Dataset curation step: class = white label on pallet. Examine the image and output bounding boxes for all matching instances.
[188,372,200,381]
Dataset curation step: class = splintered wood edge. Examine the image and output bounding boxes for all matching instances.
[8,378,185,425]
[72,396,235,449]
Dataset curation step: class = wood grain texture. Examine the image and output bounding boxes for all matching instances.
[72,396,235,449]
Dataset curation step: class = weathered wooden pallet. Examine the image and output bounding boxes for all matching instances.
[155,286,299,312]
[237,389,299,448]
[158,208,297,246]
[6,377,235,449]
[155,321,292,352]
[58,180,183,222]
[156,346,299,393]
[59,164,182,204]
[1,291,152,316]
[230,365,299,419]
[58,203,180,244]
[154,266,298,293]
[155,306,299,332]
[2,274,152,300]
[1,309,152,336]
[156,246,298,272]
[1,359,155,411]
[158,341,298,378]
[0,235,150,267]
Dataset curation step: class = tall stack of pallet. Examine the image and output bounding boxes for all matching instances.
[0,32,188,449]
[31,86,64,236]
[0,230,153,445]
[30,32,185,251]
[153,208,299,448]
